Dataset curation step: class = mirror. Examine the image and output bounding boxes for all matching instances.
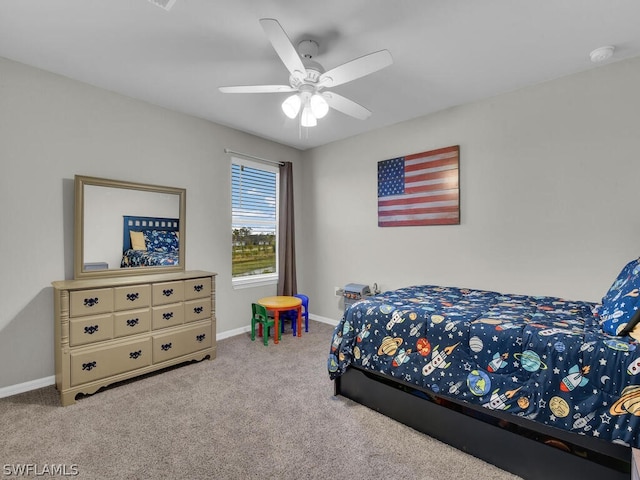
[74,175,186,279]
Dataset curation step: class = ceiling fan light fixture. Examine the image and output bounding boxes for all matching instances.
[281,94,301,119]
[220,19,394,131]
[300,106,317,127]
[310,94,329,119]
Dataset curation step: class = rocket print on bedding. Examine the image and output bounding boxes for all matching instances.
[328,283,640,448]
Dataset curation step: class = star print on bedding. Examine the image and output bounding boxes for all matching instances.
[328,280,640,448]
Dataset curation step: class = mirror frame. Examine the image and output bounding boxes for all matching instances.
[74,175,186,279]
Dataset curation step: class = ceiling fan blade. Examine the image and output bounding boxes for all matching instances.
[319,50,393,88]
[323,92,372,120]
[219,85,296,93]
[259,18,306,79]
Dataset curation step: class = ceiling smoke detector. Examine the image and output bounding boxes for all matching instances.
[589,46,615,63]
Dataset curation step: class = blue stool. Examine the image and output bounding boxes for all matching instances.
[280,294,309,335]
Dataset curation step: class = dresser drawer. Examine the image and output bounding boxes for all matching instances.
[69,314,113,347]
[152,321,212,363]
[152,303,184,330]
[184,277,212,300]
[152,281,184,305]
[114,308,151,338]
[114,284,151,311]
[69,288,114,317]
[70,338,152,387]
[184,298,211,323]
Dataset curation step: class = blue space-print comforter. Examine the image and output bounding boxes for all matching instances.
[120,249,179,267]
[328,285,640,447]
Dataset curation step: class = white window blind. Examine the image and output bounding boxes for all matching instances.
[231,158,279,284]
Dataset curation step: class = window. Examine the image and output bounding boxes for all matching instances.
[231,157,279,287]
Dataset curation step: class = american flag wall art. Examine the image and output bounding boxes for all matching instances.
[377,145,460,227]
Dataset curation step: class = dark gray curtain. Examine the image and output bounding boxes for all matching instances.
[277,161,297,296]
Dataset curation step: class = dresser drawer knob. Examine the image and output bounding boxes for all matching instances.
[196,334,206,342]
[193,284,204,292]
[126,293,140,302]
[161,343,172,351]
[162,289,174,297]
[129,350,142,359]
[126,318,139,327]
[82,361,97,371]
[84,297,99,307]
[193,306,203,314]
[84,325,99,335]
[162,312,174,321]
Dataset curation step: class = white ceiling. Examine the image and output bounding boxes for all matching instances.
[2,0,640,150]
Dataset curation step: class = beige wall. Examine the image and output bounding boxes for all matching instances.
[3,52,640,392]
[300,56,640,322]
[0,56,302,389]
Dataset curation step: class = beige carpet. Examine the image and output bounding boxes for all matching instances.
[0,320,521,480]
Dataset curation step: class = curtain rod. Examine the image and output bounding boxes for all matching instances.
[224,148,284,166]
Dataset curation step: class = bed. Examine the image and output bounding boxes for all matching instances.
[120,215,180,268]
[328,258,640,479]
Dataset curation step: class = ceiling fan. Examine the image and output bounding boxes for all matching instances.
[219,18,393,127]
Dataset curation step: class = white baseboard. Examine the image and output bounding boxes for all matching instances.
[216,325,251,340]
[217,314,338,339]
[0,314,340,399]
[0,376,55,399]
[309,313,339,326]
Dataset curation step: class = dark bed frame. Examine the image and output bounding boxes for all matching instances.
[122,215,179,252]
[334,365,631,480]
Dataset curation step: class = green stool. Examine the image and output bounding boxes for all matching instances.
[251,303,279,346]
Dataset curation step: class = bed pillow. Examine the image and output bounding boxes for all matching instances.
[600,258,640,336]
[129,231,147,251]
[143,230,179,253]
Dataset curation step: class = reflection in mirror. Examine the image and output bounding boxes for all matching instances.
[74,175,186,279]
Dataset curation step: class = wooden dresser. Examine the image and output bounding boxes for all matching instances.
[52,270,216,406]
